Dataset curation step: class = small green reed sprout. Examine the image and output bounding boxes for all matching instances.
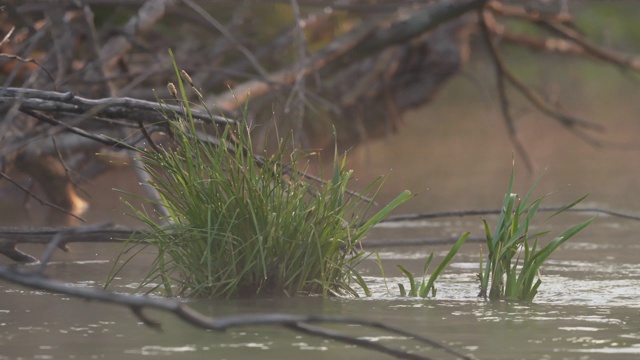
[377,232,469,298]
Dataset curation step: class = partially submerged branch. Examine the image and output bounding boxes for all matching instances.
[380,205,640,223]
[1,204,638,263]
[0,263,473,360]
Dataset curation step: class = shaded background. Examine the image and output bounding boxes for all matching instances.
[1,1,639,227]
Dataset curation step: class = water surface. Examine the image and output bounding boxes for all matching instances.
[1,214,639,360]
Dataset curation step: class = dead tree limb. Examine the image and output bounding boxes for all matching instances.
[539,19,640,71]
[0,263,474,360]
[1,204,638,262]
[481,12,605,134]
[478,7,608,171]
[0,87,234,126]
[379,206,640,223]
[213,0,486,111]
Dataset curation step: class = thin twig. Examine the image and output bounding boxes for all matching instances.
[482,13,600,132]
[19,108,142,149]
[0,53,56,84]
[34,232,66,273]
[182,0,269,78]
[0,170,84,222]
[52,137,91,198]
[478,8,533,171]
[540,19,640,71]
[137,120,162,154]
[480,10,607,151]
[365,236,485,248]
[379,205,640,223]
[0,26,15,47]
[33,223,114,273]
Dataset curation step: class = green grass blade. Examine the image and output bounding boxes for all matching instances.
[375,251,391,294]
[546,194,590,220]
[356,190,413,237]
[422,252,434,278]
[397,265,417,297]
[351,270,371,297]
[423,232,469,297]
[398,283,407,297]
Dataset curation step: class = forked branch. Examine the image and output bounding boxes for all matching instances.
[478,8,607,171]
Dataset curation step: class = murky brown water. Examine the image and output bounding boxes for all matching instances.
[1,214,639,360]
[2,52,640,359]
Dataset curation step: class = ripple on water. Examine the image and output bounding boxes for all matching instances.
[124,345,197,355]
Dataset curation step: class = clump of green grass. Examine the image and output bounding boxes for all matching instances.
[478,169,594,301]
[377,233,469,298]
[109,51,412,298]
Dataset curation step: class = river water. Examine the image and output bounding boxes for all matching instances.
[2,54,640,359]
[1,213,639,360]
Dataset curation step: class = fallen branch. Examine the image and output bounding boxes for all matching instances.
[2,204,638,262]
[366,236,485,248]
[379,205,640,223]
[0,263,474,360]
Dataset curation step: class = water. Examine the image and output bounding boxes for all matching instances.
[1,214,639,360]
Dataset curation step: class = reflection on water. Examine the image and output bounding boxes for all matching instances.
[1,216,640,360]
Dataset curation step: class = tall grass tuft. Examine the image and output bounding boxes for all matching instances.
[478,168,594,301]
[109,51,412,298]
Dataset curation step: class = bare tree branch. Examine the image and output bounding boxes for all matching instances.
[0,53,55,84]
[0,87,235,126]
[540,19,640,71]
[182,0,269,79]
[478,8,533,171]
[379,206,640,223]
[0,263,474,360]
[98,0,178,90]
[212,0,486,111]
[487,0,573,23]
[479,9,607,158]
